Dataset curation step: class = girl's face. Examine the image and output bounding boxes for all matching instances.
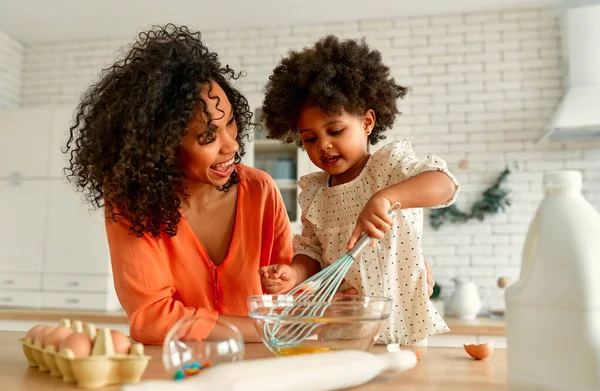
[297,105,375,178]
[180,81,239,187]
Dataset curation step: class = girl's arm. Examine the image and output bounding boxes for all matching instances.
[347,170,457,250]
[378,170,457,209]
[260,211,323,294]
[290,254,322,283]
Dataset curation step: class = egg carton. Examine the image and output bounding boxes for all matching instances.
[19,318,151,389]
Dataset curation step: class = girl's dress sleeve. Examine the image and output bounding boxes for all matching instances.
[292,174,325,264]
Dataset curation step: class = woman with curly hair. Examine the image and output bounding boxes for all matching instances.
[64,24,293,344]
[259,36,460,346]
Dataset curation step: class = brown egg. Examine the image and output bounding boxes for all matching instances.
[464,343,494,360]
[59,332,93,358]
[110,330,131,354]
[497,276,510,288]
[43,326,74,349]
[35,325,57,345]
[25,324,48,341]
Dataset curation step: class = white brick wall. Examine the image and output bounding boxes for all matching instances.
[0,32,23,108]
[17,7,600,313]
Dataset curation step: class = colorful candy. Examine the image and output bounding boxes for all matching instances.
[173,362,214,380]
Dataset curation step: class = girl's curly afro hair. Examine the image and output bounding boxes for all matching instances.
[64,24,253,238]
[262,35,407,146]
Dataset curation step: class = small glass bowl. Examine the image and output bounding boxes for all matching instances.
[162,316,244,380]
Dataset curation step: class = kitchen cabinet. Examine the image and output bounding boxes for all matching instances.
[0,106,119,312]
[0,181,48,273]
[43,180,110,275]
[0,108,53,178]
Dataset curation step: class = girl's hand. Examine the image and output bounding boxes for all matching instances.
[347,195,394,250]
[259,264,298,294]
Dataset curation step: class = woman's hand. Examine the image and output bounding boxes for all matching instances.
[347,195,393,250]
[259,264,298,294]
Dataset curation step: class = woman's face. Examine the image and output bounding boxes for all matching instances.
[180,80,239,187]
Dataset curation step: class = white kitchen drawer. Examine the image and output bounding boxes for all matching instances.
[42,275,111,293]
[0,273,41,290]
[41,292,112,311]
[0,290,41,309]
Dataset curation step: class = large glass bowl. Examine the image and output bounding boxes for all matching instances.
[247,294,392,356]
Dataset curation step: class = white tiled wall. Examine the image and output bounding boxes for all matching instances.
[5,7,600,312]
[0,32,23,108]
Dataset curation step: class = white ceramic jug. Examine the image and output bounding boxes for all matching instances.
[448,277,482,320]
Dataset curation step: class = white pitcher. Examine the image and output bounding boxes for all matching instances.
[448,277,482,320]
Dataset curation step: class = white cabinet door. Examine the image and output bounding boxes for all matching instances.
[48,107,75,178]
[0,108,53,177]
[44,180,110,274]
[0,181,47,273]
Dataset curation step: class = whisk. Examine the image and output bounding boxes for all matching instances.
[264,202,401,348]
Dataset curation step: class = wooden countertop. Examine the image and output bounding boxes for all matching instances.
[0,309,506,336]
[1,330,508,390]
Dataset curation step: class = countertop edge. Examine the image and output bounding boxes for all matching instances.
[0,309,506,335]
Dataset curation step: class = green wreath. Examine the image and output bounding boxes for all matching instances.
[430,167,511,229]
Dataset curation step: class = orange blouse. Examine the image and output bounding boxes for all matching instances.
[106,165,293,345]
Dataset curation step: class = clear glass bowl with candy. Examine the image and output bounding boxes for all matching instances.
[162,316,244,380]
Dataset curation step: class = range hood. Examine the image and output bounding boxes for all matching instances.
[541,4,600,142]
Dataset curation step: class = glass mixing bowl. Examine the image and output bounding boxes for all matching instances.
[247,294,392,356]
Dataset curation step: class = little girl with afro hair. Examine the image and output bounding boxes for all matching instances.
[259,35,460,346]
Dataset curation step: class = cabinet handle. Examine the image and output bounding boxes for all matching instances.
[65,298,80,304]
[66,281,80,287]
[8,172,22,186]
[2,280,15,285]
[0,297,13,302]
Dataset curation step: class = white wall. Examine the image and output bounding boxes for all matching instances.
[6,7,600,312]
[0,31,23,108]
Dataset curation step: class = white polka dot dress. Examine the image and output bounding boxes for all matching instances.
[293,139,460,345]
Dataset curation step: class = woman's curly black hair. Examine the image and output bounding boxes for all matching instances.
[262,35,407,146]
[64,24,253,238]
